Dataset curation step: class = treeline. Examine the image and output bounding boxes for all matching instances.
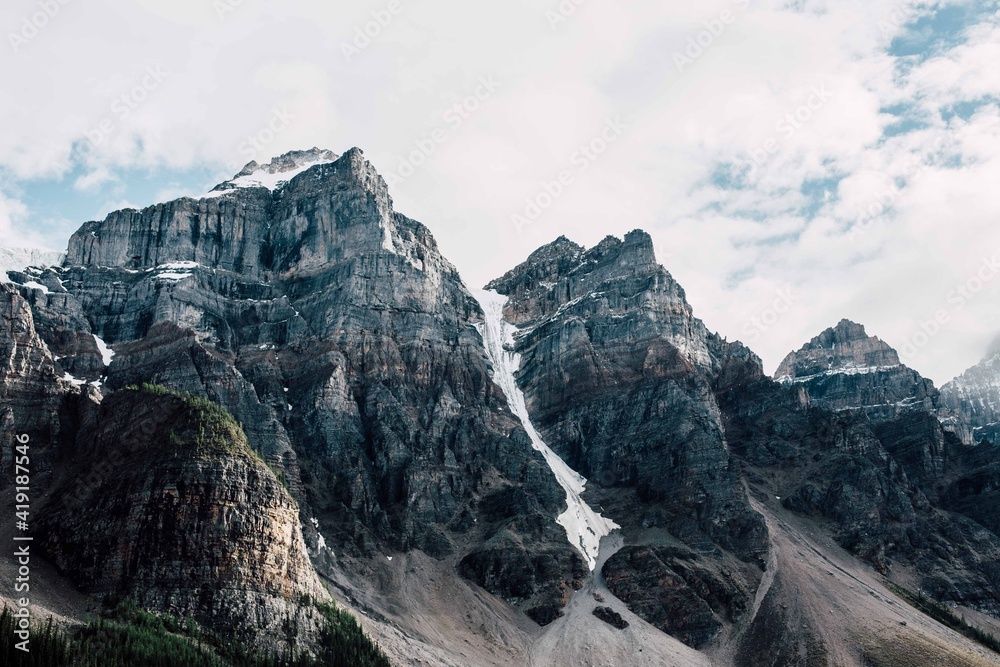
[885,580,1000,655]
[0,600,392,667]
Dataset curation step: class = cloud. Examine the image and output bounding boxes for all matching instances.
[0,0,997,385]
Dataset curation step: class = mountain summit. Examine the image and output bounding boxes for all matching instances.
[208,147,339,194]
[775,319,939,419]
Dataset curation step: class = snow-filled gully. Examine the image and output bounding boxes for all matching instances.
[473,289,619,570]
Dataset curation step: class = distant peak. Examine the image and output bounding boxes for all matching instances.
[832,319,868,338]
[208,148,339,195]
[985,334,1000,362]
[239,147,338,178]
[776,320,902,381]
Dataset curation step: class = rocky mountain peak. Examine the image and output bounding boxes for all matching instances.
[63,147,415,278]
[775,319,939,422]
[214,147,340,192]
[236,147,337,177]
[775,319,901,381]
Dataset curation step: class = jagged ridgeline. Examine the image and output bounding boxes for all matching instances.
[4,147,1000,666]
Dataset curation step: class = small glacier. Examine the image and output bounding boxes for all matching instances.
[473,289,619,571]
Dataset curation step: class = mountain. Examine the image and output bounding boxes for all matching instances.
[942,341,1000,444]
[775,319,940,420]
[3,147,1000,666]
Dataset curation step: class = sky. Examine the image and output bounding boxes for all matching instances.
[1,0,999,385]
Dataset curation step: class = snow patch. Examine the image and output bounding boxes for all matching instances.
[93,335,115,367]
[780,364,902,385]
[22,281,50,294]
[309,517,332,555]
[154,272,193,282]
[157,261,199,270]
[61,372,86,387]
[473,289,619,570]
[202,157,336,197]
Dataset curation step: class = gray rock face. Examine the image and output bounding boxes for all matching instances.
[38,387,330,650]
[485,231,767,643]
[36,148,581,626]
[775,319,939,421]
[0,283,95,483]
[941,345,1000,444]
[719,344,1000,614]
[602,545,754,649]
[9,143,1000,663]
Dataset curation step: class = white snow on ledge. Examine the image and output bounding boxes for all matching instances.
[473,289,619,570]
[201,157,336,198]
[22,281,50,294]
[156,261,200,270]
[778,364,903,385]
[61,372,86,387]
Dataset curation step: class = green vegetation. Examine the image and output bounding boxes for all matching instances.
[125,383,262,461]
[885,580,1000,654]
[1,598,392,667]
[267,463,291,492]
[0,610,72,666]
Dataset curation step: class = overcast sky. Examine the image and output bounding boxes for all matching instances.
[2,0,999,385]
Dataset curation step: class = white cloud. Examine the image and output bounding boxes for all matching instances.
[0,0,997,385]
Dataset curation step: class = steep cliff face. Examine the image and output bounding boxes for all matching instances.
[941,344,1000,444]
[0,283,93,482]
[486,231,763,554]
[485,231,767,646]
[39,148,581,627]
[775,319,940,421]
[38,386,329,649]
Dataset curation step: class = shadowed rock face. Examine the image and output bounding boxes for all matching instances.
[0,284,95,483]
[719,342,1000,615]
[486,231,766,559]
[775,319,940,422]
[485,231,768,642]
[15,148,582,627]
[37,387,330,649]
[602,545,754,648]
